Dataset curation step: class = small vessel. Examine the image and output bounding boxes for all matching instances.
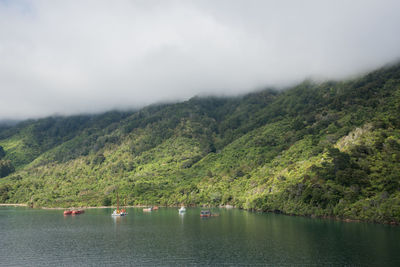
[63,210,72,215]
[112,192,127,217]
[143,207,153,212]
[179,206,186,214]
[200,210,211,217]
[112,209,126,216]
[71,209,85,215]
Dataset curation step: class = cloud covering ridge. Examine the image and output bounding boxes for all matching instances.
[1,0,400,119]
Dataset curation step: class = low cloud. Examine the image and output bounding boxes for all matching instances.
[1,0,400,119]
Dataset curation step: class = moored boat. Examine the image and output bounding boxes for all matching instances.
[200,210,211,217]
[71,209,85,215]
[143,207,153,212]
[112,209,126,216]
[179,206,186,214]
[112,192,127,216]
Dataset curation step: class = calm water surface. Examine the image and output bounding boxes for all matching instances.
[0,207,399,266]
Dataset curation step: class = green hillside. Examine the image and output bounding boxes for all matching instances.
[1,63,400,224]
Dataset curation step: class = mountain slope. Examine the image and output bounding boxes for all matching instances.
[1,63,400,224]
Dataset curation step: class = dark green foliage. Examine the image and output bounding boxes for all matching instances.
[93,153,105,165]
[0,184,10,202]
[102,196,112,206]
[0,160,14,178]
[0,146,5,159]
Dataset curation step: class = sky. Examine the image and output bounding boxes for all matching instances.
[1,0,400,120]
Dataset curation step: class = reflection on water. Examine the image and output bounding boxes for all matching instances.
[0,207,399,266]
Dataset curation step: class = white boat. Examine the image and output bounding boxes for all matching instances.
[111,192,127,216]
[179,206,186,213]
[143,207,152,212]
[112,209,127,216]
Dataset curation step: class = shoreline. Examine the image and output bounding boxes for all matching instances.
[40,205,149,210]
[1,203,398,225]
[1,203,229,210]
[0,204,182,210]
[0,203,28,207]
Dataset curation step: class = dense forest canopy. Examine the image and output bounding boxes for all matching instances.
[0,63,399,224]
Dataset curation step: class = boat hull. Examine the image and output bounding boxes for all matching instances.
[112,209,127,216]
[112,213,127,216]
[71,210,85,215]
[179,207,186,213]
[200,210,211,217]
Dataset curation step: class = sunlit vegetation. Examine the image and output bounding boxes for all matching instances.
[1,63,400,224]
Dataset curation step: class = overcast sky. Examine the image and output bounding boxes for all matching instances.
[1,0,400,120]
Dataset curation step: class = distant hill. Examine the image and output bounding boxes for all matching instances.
[1,63,399,224]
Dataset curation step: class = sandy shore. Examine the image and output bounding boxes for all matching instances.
[0,203,28,207]
[0,204,154,209]
[2,204,230,209]
[1,204,199,210]
[40,205,148,210]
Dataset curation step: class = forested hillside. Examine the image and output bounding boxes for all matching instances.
[1,63,399,224]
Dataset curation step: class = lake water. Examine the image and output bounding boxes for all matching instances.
[0,207,399,266]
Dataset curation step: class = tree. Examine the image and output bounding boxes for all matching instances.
[0,146,5,159]
[92,153,105,165]
[0,160,15,178]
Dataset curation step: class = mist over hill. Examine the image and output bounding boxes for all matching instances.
[0,63,400,224]
[2,1,400,120]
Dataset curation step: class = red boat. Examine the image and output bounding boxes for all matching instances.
[63,210,72,215]
[72,210,85,215]
[200,210,211,217]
